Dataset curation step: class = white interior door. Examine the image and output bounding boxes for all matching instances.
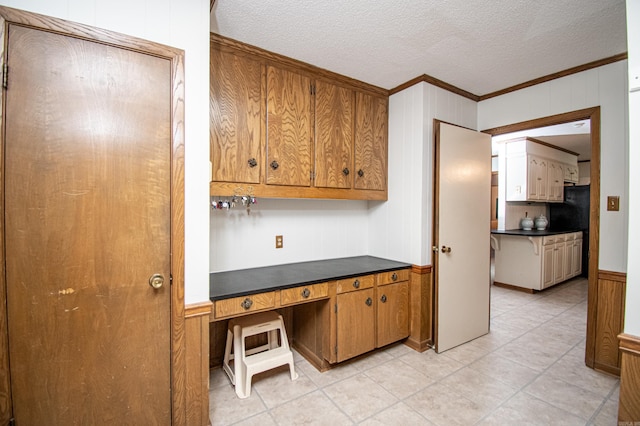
[434,122,491,353]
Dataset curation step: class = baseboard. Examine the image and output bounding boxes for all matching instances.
[493,281,535,294]
[404,337,432,352]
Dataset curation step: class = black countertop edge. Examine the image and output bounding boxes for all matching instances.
[491,229,584,237]
[210,255,411,301]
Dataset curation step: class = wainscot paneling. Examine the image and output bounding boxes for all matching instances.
[618,333,640,422]
[185,302,213,426]
[406,265,433,352]
[590,270,626,376]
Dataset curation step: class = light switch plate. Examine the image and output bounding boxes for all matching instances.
[607,196,620,211]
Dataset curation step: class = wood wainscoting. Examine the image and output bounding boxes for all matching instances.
[185,302,213,426]
[586,270,626,376]
[405,265,433,352]
[618,333,640,422]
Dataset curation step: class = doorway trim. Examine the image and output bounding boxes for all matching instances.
[482,106,601,370]
[0,6,186,424]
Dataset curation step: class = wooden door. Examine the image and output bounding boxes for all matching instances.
[314,80,354,189]
[4,25,172,424]
[433,122,491,353]
[266,65,312,186]
[376,282,409,348]
[354,92,387,191]
[336,289,375,361]
[210,46,263,184]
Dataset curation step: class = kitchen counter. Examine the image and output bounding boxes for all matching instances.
[491,228,582,237]
[209,255,410,301]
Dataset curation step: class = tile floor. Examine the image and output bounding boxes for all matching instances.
[209,277,620,425]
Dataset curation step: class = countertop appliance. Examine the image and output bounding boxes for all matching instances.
[549,184,590,277]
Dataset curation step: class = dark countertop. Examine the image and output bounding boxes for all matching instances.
[210,256,411,301]
[491,229,582,237]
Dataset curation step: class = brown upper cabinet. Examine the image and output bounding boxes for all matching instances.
[209,33,388,200]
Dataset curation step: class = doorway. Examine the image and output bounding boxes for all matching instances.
[482,107,601,369]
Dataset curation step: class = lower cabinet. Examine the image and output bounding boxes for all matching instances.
[332,270,409,363]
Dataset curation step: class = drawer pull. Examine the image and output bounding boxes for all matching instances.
[391,272,398,281]
[247,158,257,168]
[353,279,360,289]
[365,297,372,306]
[343,167,350,176]
[380,294,387,303]
[270,160,279,170]
[301,288,311,298]
[357,169,364,178]
[241,298,253,310]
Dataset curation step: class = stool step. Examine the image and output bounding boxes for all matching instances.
[244,346,291,368]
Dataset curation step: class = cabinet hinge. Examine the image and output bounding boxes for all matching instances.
[334,345,337,356]
[2,63,8,89]
[334,303,337,313]
[310,171,316,180]
[9,418,15,426]
[170,274,173,285]
[310,83,315,95]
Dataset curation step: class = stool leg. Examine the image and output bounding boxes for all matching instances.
[233,324,248,398]
[268,329,278,350]
[222,329,235,385]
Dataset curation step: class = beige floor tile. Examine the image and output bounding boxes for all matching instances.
[591,397,619,426]
[468,353,539,389]
[234,412,277,426]
[323,374,397,422]
[477,392,585,426]
[349,349,394,372]
[399,349,464,381]
[210,366,234,390]
[405,382,492,425]
[495,333,573,371]
[440,339,491,364]
[363,358,433,399]
[546,354,619,398]
[359,402,434,425]
[438,366,519,410]
[524,374,606,420]
[296,357,360,388]
[268,391,353,425]
[253,366,318,409]
[526,322,586,346]
[383,341,415,358]
[209,384,267,426]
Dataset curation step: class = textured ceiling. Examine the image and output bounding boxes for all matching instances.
[210,0,627,95]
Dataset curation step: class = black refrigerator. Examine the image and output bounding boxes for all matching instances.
[549,185,590,277]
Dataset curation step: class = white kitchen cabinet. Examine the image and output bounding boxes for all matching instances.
[504,137,577,203]
[494,231,582,291]
[564,164,579,184]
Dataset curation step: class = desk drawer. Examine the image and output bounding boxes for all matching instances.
[214,292,275,319]
[281,282,328,306]
[377,269,409,285]
[336,275,374,294]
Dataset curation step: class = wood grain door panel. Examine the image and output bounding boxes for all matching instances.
[314,80,353,189]
[210,47,262,184]
[266,65,312,186]
[376,282,409,348]
[354,92,387,191]
[5,25,171,424]
[336,289,375,362]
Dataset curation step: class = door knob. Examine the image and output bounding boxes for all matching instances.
[432,246,439,253]
[441,246,452,253]
[149,274,165,289]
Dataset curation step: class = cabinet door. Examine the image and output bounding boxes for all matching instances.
[548,161,564,202]
[553,242,565,283]
[376,281,409,348]
[354,92,387,191]
[314,80,354,189]
[266,65,312,186]
[210,47,262,184]
[527,156,547,200]
[336,288,375,362]
[542,245,555,288]
[564,240,574,279]
[573,239,583,276]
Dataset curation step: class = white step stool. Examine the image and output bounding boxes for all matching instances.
[222,311,298,398]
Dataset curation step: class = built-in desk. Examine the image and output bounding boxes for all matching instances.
[209,256,412,370]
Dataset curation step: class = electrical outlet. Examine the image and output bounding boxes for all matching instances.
[275,235,283,249]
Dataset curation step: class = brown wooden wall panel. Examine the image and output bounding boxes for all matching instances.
[406,266,433,352]
[594,271,626,375]
[619,333,640,422]
[185,302,213,426]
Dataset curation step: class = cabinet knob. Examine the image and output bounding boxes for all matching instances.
[380,294,387,303]
[391,273,398,281]
[301,288,311,298]
[365,297,372,306]
[241,298,253,310]
[343,167,350,176]
[270,160,279,170]
[353,279,360,289]
[357,169,364,178]
[248,158,258,168]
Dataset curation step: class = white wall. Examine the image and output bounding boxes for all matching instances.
[478,61,629,273]
[0,0,212,304]
[368,82,478,266]
[625,0,640,336]
[210,199,369,272]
